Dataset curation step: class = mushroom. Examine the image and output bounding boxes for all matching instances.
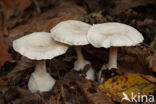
[50,20,95,80]
[87,22,144,73]
[13,32,68,93]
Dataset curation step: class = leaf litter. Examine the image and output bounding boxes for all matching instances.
[0,0,156,104]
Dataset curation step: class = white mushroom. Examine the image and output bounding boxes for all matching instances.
[88,22,144,69]
[13,32,68,93]
[50,20,95,80]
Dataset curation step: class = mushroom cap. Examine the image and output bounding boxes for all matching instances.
[87,22,144,48]
[13,32,68,60]
[50,20,91,45]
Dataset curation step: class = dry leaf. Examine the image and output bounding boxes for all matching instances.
[99,74,156,102]
[4,57,35,84]
[63,56,77,62]
[50,71,114,104]
[147,52,156,72]
[141,75,156,84]
[0,79,8,86]
[2,0,32,11]
[137,18,154,27]
[3,87,44,104]
[110,0,156,15]
[7,15,82,45]
[146,36,156,72]
[151,36,156,49]
[84,0,105,12]
[0,36,12,68]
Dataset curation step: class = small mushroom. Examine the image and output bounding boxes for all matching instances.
[87,22,144,80]
[50,20,95,80]
[13,32,68,93]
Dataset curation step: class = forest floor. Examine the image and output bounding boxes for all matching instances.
[0,0,156,104]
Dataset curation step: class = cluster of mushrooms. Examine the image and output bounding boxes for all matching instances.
[13,20,144,93]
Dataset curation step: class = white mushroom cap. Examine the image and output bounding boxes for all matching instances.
[50,20,92,45]
[13,32,68,60]
[87,22,144,48]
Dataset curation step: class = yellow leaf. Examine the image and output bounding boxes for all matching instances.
[99,74,156,102]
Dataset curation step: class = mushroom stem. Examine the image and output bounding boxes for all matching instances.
[108,47,118,69]
[75,46,84,63]
[74,46,91,71]
[35,60,47,75]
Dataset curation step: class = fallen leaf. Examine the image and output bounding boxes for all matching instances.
[63,56,76,62]
[0,36,12,68]
[2,0,32,12]
[137,18,154,27]
[4,57,35,84]
[147,52,156,72]
[151,36,156,49]
[84,0,105,12]
[99,74,156,102]
[110,0,156,15]
[48,71,114,104]
[84,45,152,75]
[141,75,156,84]
[0,79,8,86]
[7,15,82,45]
[146,37,156,72]
[2,87,44,104]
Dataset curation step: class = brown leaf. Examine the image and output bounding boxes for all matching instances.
[2,0,32,12]
[3,87,44,104]
[0,36,12,68]
[4,57,35,84]
[0,79,8,86]
[7,15,82,45]
[84,44,153,75]
[141,74,156,84]
[147,52,156,72]
[151,36,156,49]
[146,37,156,72]
[48,71,114,104]
[137,18,154,27]
[35,0,86,20]
[75,80,114,104]
[0,12,8,35]
[118,45,153,74]
[63,56,76,62]
[84,0,105,12]
[110,0,156,15]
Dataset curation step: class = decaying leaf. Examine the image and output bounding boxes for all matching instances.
[147,52,156,72]
[141,74,156,84]
[63,56,77,62]
[84,45,152,75]
[110,0,156,15]
[2,87,44,104]
[0,0,33,33]
[4,57,35,84]
[2,0,32,11]
[146,36,156,72]
[0,0,155,104]
[99,74,156,102]
[151,36,156,49]
[0,79,8,86]
[7,15,82,45]
[84,0,105,12]
[0,36,12,68]
[47,71,114,104]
